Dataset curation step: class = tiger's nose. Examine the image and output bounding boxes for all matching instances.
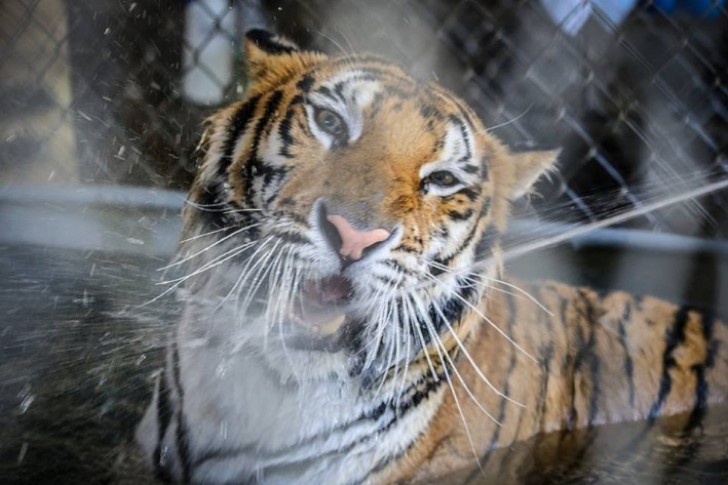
[325,214,391,261]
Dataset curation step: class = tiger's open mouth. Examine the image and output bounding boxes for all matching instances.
[284,275,354,352]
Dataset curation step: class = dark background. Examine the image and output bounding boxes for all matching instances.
[2,0,728,236]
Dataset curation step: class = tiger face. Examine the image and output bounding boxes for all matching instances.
[182,30,557,385]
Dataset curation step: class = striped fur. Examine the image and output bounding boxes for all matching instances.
[136,30,727,484]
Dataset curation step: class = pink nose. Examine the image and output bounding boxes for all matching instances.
[326,214,391,260]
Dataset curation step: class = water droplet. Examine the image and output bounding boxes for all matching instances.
[215,360,229,378]
[17,442,28,465]
[19,392,35,414]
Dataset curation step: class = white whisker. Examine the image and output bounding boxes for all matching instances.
[160,223,261,271]
[422,273,526,408]
[179,226,235,244]
[423,272,537,365]
[420,306,486,475]
[410,289,502,426]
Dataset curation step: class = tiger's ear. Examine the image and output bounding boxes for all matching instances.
[244,30,326,92]
[508,149,560,200]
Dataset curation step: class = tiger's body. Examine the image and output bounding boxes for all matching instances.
[136,30,728,484]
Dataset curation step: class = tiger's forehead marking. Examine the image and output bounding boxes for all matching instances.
[418,118,479,183]
[300,59,483,166]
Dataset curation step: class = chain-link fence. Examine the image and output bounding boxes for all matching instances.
[2,0,728,237]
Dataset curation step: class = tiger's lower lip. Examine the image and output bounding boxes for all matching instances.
[283,314,350,352]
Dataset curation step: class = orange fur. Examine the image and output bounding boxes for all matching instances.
[168,32,728,484]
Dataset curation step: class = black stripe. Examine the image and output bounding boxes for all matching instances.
[562,299,580,430]
[578,290,600,426]
[459,187,481,202]
[537,343,555,432]
[446,208,474,221]
[481,292,519,467]
[480,155,490,180]
[474,222,499,261]
[423,278,475,338]
[357,376,445,481]
[220,95,262,178]
[448,94,478,133]
[245,29,297,55]
[153,366,173,483]
[245,90,284,208]
[196,96,261,228]
[373,274,399,286]
[278,94,304,158]
[315,85,338,102]
[296,74,314,93]
[534,285,557,433]
[394,244,420,254]
[332,76,379,101]
[270,210,308,226]
[271,230,312,246]
[171,342,192,482]
[687,310,716,427]
[448,114,472,163]
[648,306,690,420]
[618,300,636,407]
[419,104,445,121]
[435,218,481,267]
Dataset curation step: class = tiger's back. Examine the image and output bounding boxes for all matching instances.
[396,282,728,482]
[136,30,728,484]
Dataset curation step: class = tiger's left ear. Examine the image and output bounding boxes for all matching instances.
[508,149,560,200]
[244,30,326,92]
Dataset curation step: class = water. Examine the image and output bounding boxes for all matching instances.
[0,203,726,484]
[0,245,169,484]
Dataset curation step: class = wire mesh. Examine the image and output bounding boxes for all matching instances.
[1,0,727,237]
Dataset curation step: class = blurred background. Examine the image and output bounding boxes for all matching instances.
[2,0,728,235]
[1,1,728,483]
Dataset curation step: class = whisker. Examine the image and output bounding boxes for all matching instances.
[421,273,526,408]
[184,198,263,213]
[179,226,234,244]
[159,223,261,271]
[215,237,276,320]
[142,241,256,306]
[483,103,533,132]
[405,292,440,384]
[429,261,552,317]
[423,272,537,365]
[419,306,486,475]
[410,289,502,425]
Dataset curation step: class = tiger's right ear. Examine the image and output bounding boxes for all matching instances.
[244,30,326,92]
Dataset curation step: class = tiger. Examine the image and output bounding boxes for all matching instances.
[135,29,728,484]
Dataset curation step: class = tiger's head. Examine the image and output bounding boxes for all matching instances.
[179,30,557,386]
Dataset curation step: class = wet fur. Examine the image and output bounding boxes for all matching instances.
[136,30,728,484]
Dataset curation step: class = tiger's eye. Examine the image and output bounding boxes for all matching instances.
[314,108,346,138]
[427,170,459,187]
